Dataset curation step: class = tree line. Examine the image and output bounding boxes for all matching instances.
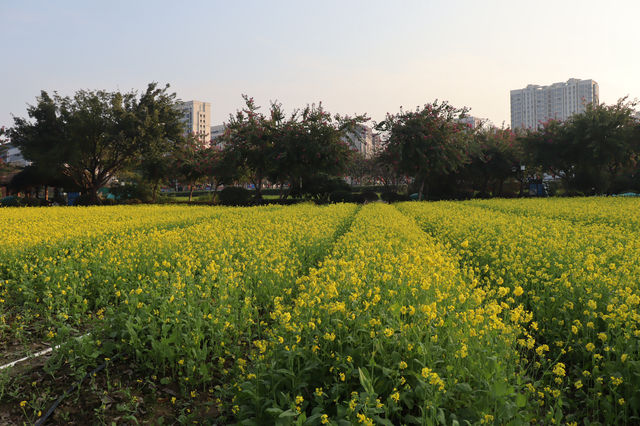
[3,83,640,205]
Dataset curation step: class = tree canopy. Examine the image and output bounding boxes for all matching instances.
[521,99,640,194]
[10,83,184,203]
[376,101,473,200]
[222,96,367,200]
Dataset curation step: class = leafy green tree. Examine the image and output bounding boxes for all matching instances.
[371,145,405,188]
[466,126,522,196]
[565,99,640,193]
[200,145,242,195]
[139,153,173,203]
[376,101,473,200]
[10,83,184,204]
[221,96,282,200]
[521,99,640,194]
[270,104,366,198]
[171,133,210,201]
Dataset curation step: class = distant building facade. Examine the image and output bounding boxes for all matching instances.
[177,100,211,143]
[210,124,226,147]
[458,116,484,129]
[343,124,374,158]
[510,78,599,129]
[1,144,28,167]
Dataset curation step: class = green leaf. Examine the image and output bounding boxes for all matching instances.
[279,409,298,419]
[358,368,375,395]
[266,407,284,417]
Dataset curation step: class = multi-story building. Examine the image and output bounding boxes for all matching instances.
[343,124,374,158]
[510,78,599,129]
[458,116,484,129]
[210,124,226,147]
[177,100,211,143]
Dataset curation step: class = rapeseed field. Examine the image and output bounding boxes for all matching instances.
[1,200,638,424]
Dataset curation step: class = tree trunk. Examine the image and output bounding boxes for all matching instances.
[418,177,426,201]
[254,174,263,201]
[189,184,194,202]
[89,186,101,205]
[152,182,159,203]
[44,185,49,201]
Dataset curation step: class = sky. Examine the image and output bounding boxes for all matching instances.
[1,0,640,130]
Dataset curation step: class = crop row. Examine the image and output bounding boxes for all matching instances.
[398,201,640,424]
[468,197,640,231]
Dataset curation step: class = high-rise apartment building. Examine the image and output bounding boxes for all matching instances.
[510,78,599,129]
[177,100,211,143]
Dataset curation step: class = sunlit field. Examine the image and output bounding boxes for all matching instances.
[1,200,639,424]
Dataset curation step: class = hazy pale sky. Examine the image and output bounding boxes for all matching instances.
[2,0,639,129]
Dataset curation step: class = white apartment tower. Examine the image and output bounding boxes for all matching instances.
[177,100,211,143]
[510,78,599,129]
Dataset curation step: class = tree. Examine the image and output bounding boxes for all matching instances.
[270,103,367,198]
[465,126,522,196]
[139,153,173,203]
[564,99,640,193]
[221,96,281,200]
[200,145,242,195]
[520,99,640,194]
[0,126,9,174]
[10,83,184,204]
[376,101,473,200]
[370,145,404,188]
[171,133,210,202]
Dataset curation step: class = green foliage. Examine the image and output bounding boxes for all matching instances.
[270,106,367,196]
[218,186,251,206]
[360,190,379,203]
[329,190,352,203]
[222,96,367,200]
[376,101,473,200]
[520,98,640,194]
[221,96,280,199]
[10,83,184,204]
[300,173,351,203]
[109,181,153,203]
[0,195,22,207]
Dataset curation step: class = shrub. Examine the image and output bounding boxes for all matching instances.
[302,174,350,202]
[0,195,22,207]
[22,197,50,207]
[109,182,153,203]
[361,190,379,203]
[219,187,251,206]
[380,191,398,203]
[329,190,352,203]
[350,193,366,204]
[74,194,97,206]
